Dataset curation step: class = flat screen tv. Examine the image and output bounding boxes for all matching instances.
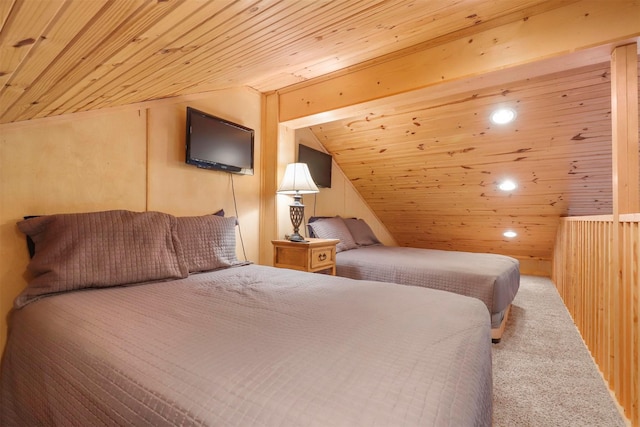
[298,144,332,188]
[185,107,254,175]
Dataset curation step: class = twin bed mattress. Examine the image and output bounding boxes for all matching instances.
[1,210,495,425]
[308,216,520,334]
[335,245,520,328]
[1,264,492,426]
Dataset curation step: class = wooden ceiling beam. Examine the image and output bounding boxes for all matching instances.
[278,0,640,127]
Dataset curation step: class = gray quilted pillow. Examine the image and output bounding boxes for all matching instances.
[16,210,188,308]
[308,217,358,252]
[343,218,380,246]
[176,214,240,273]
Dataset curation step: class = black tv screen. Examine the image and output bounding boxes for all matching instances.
[298,144,332,188]
[185,107,254,175]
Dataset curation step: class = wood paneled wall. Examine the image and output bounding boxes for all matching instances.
[553,215,637,425]
[260,91,398,262]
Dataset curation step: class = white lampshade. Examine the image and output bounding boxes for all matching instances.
[277,163,319,194]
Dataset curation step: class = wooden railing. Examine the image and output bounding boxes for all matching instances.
[553,214,638,425]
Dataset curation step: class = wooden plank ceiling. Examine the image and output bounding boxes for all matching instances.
[0,0,636,262]
[310,61,623,260]
[1,0,568,124]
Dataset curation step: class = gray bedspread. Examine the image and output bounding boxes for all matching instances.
[336,245,520,318]
[1,264,492,426]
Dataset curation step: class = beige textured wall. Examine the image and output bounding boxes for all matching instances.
[0,87,392,356]
[0,110,147,352]
[145,91,262,262]
[0,88,261,352]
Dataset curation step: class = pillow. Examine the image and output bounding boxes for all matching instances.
[343,218,380,246]
[308,216,334,224]
[22,212,228,259]
[307,216,332,238]
[213,208,239,225]
[176,214,240,273]
[307,217,358,253]
[15,210,188,308]
[307,216,353,238]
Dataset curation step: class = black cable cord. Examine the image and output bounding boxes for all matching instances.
[230,173,248,261]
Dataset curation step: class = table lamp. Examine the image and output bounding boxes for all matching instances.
[277,163,319,242]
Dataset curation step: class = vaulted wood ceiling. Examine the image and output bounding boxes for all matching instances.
[0,0,573,124]
[310,61,619,260]
[1,0,638,263]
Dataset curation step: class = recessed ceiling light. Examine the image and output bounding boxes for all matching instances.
[498,180,517,191]
[503,230,517,238]
[490,108,517,125]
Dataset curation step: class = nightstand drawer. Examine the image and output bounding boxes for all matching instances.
[272,238,339,275]
[274,247,306,268]
[310,248,335,269]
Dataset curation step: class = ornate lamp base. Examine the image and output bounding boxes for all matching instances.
[288,195,307,242]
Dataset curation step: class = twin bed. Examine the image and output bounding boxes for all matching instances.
[1,210,493,426]
[308,216,521,341]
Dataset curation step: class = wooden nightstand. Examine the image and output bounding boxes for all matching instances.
[272,238,339,275]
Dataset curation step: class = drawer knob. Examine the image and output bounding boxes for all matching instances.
[318,253,327,261]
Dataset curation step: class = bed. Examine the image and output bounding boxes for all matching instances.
[0,210,492,426]
[308,216,520,342]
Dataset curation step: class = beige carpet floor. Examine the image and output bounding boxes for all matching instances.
[492,275,628,427]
